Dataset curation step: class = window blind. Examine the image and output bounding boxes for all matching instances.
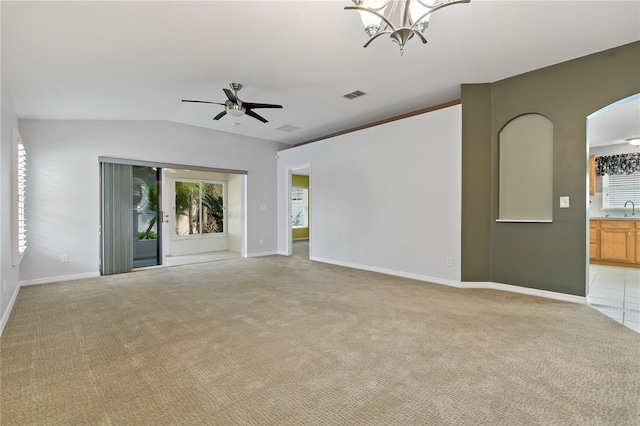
[604,173,640,208]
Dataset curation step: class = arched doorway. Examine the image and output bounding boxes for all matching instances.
[587,94,640,332]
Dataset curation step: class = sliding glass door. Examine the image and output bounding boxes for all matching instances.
[132,166,161,268]
[101,162,162,274]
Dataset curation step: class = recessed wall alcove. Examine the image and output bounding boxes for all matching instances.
[498,113,554,222]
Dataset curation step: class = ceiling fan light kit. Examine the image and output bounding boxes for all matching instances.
[346,0,470,55]
[182,83,282,123]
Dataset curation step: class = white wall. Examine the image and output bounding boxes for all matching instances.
[17,120,287,284]
[590,143,638,157]
[1,77,21,333]
[277,105,462,284]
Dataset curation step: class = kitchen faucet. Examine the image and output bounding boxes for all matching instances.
[625,200,635,216]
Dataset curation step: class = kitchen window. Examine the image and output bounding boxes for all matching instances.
[602,173,640,209]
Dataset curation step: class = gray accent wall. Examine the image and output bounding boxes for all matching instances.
[461,41,640,296]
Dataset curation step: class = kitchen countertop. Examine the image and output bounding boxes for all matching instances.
[590,217,640,220]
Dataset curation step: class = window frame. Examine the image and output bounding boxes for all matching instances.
[173,178,227,238]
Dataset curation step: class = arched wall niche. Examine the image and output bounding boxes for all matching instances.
[498,113,554,222]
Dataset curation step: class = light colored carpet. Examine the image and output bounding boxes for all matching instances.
[1,252,639,425]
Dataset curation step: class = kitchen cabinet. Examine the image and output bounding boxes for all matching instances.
[591,219,639,265]
[600,221,634,263]
[635,221,640,263]
[589,220,598,260]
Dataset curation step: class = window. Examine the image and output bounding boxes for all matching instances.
[12,129,27,265]
[602,173,640,209]
[291,187,308,228]
[175,180,225,236]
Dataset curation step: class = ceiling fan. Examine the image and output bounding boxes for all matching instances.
[182,83,282,123]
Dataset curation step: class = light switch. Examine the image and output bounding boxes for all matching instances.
[560,196,570,208]
[259,204,267,211]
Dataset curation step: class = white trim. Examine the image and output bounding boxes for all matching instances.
[293,237,309,241]
[311,256,587,305]
[0,281,21,336]
[311,256,461,288]
[496,219,553,223]
[246,251,278,258]
[19,272,100,287]
[461,281,587,304]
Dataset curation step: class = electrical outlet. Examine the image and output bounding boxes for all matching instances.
[446,257,452,266]
[61,254,69,263]
[259,239,264,245]
[361,246,366,253]
[345,245,349,253]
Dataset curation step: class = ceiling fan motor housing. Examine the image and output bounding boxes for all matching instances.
[227,101,245,117]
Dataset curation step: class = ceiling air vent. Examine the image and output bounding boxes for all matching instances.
[343,90,366,100]
[276,124,301,133]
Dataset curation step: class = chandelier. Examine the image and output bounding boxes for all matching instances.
[345,0,470,55]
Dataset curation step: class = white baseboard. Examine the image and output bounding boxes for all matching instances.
[246,251,278,258]
[311,256,462,288]
[461,281,587,304]
[20,272,100,287]
[310,256,587,305]
[293,238,309,241]
[0,282,21,336]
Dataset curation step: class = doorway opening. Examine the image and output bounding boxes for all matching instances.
[586,93,640,332]
[163,168,246,266]
[287,164,311,258]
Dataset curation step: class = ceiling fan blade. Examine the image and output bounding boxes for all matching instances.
[243,102,283,110]
[213,111,227,120]
[245,109,268,123]
[223,89,237,103]
[182,99,225,105]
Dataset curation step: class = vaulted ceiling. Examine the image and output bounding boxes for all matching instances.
[2,1,639,145]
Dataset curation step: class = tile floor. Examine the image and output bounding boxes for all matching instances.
[588,264,640,333]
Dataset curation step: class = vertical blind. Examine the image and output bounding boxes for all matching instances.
[101,162,133,275]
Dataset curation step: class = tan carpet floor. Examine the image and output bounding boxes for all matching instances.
[1,251,639,425]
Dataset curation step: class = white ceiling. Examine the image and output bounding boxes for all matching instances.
[2,1,639,146]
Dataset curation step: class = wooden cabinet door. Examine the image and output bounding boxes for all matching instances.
[600,226,634,262]
[589,221,598,260]
[635,225,640,263]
